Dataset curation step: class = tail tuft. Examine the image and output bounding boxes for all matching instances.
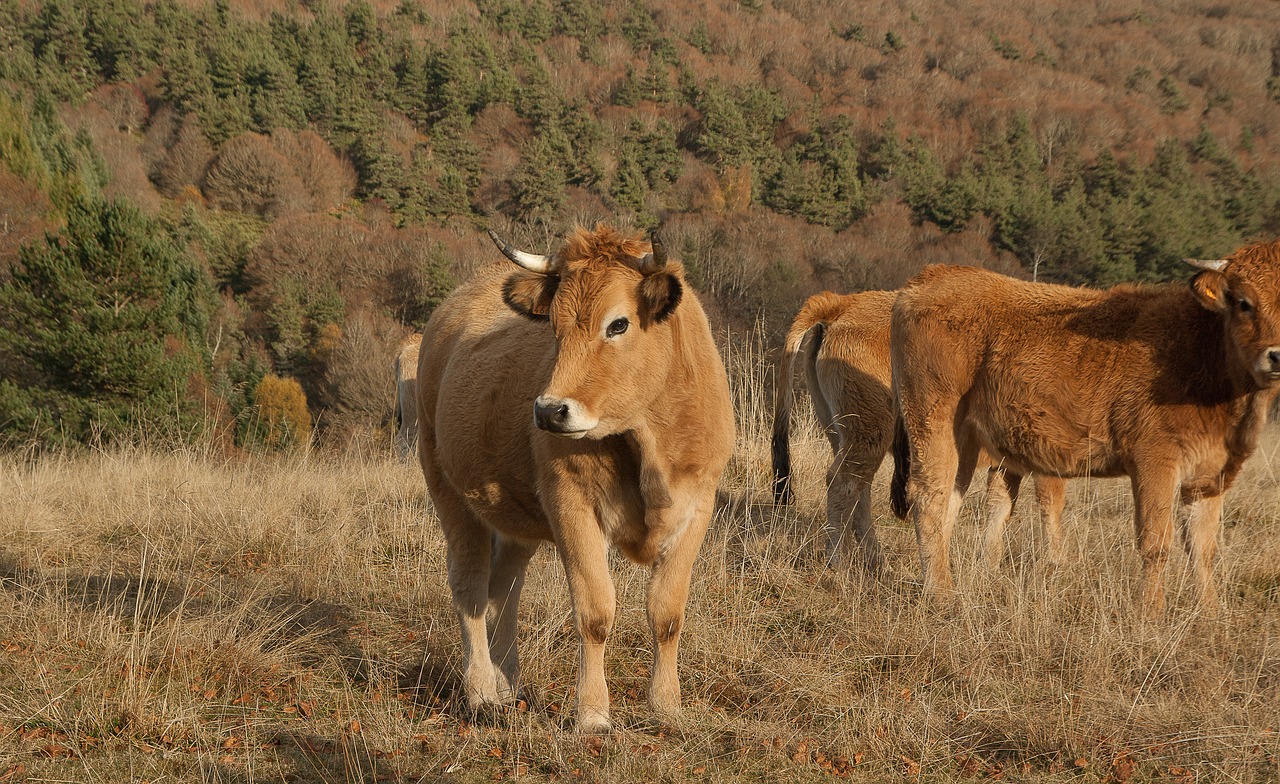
[890,415,910,520]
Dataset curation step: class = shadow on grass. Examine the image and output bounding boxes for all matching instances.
[0,549,381,681]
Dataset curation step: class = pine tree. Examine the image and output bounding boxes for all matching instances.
[83,0,155,82]
[0,0,38,85]
[510,135,565,222]
[32,0,95,101]
[0,196,214,445]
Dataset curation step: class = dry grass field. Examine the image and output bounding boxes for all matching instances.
[2,333,1279,783]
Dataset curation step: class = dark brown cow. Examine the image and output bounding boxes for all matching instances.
[891,241,1280,613]
[772,291,1065,573]
[416,225,734,733]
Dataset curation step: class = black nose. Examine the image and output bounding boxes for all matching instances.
[534,399,570,431]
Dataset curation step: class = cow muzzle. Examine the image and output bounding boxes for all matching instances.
[533,396,597,436]
[1255,347,1280,385]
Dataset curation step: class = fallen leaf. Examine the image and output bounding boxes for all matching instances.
[348,720,362,734]
[1166,766,1195,784]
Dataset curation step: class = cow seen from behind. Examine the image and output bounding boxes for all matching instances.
[393,333,422,459]
[416,225,735,733]
[891,240,1280,614]
[772,291,1066,574]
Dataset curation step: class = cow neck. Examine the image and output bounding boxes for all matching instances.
[625,422,673,512]
[1174,295,1271,473]
[621,302,699,514]
[1181,297,1260,405]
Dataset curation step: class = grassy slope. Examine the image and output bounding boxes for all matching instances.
[1,336,1279,782]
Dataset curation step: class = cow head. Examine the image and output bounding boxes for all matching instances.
[1188,239,1280,388]
[491,225,684,437]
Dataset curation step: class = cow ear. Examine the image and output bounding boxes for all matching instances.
[638,271,682,325]
[503,271,557,320]
[1191,269,1229,314]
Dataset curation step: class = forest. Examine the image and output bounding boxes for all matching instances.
[1,0,1279,447]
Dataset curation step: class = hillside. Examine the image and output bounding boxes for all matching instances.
[1,0,1279,445]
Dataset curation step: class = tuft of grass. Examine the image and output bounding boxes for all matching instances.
[2,337,1279,782]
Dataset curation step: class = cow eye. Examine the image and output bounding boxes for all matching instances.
[1237,297,1254,315]
[606,317,629,338]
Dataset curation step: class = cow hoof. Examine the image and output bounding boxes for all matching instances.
[462,694,511,725]
[575,711,612,735]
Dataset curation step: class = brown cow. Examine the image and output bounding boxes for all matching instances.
[393,332,422,459]
[772,291,1065,573]
[891,241,1280,614]
[416,225,734,733]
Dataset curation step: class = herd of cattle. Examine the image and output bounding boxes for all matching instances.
[391,224,1280,732]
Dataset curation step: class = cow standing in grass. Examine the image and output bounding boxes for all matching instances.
[772,290,1065,573]
[891,240,1280,613]
[393,333,422,459]
[416,225,734,733]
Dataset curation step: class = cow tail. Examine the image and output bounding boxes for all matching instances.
[890,414,911,520]
[770,338,799,505]
[772,311,826,505]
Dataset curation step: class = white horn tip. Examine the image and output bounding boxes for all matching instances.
[1184,258,1228,272]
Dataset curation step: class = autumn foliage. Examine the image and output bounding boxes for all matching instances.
[248,373,312,449]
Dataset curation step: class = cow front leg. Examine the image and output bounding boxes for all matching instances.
[552,507,616,734]
[1131,468,1178,617]
[645,493,714,721]
[1178,488,1223,614]
[488,535,539,702]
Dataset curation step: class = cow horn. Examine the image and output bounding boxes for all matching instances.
[487,229,550,273]
[636,231,668,274]
[1184,258,1229,272]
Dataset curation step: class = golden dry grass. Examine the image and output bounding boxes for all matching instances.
[1,332,1279,783]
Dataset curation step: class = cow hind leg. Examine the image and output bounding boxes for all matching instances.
[487,535,539,702]
[432,487,502,711]
[1178,489,1223,614]
[980,467,1022,569]
[905,419,968,597]
[1035,475,1068,571]
[825,448,884,573]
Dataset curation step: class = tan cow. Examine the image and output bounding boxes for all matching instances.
[416,225,734,733]
[772,291,1065,573]
[393,332,422,459]
[891,240,1280,614]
